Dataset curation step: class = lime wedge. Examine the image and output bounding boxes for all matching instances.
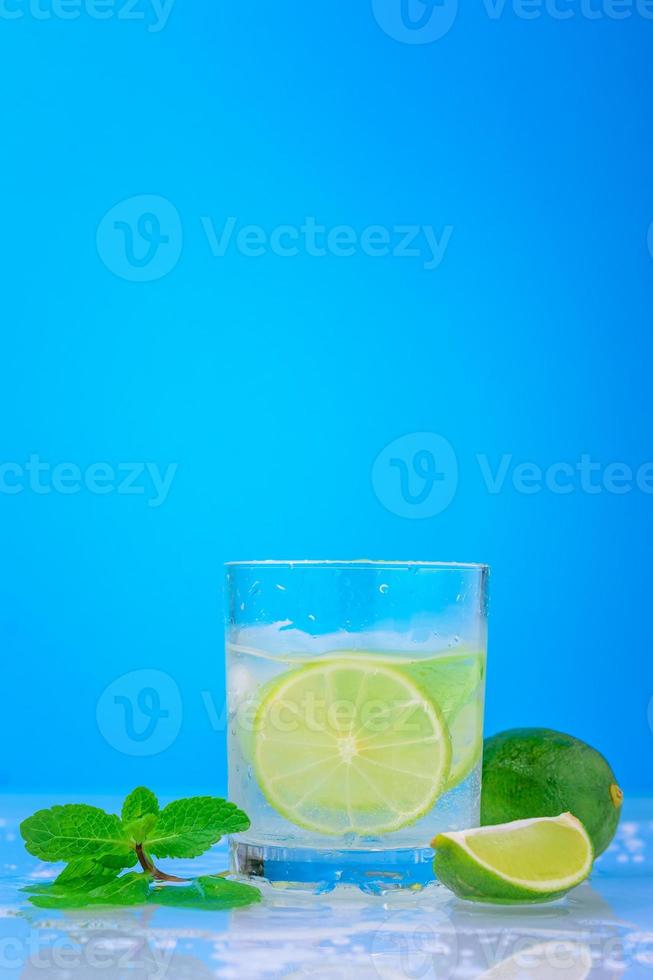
[433,813,593,903]
[253,659,452,835]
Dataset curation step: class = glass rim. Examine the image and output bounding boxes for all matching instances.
[224,559,489,571]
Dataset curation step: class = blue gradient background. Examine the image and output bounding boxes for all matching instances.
[1,1,652,796]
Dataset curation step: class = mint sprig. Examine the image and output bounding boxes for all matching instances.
[20,788,257,911]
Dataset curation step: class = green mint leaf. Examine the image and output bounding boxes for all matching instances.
[149,876,261,910]
[23,865,116,895]
[84,871,151,904]
[122,788,160,843]
[54,858,118,887]
[28,872,151,910]
[124,814,159,845]
[97,850,138,870]
[52,853,138,885]
[144,797,250,859]
[121,787,159,826]
[20,805,132,862]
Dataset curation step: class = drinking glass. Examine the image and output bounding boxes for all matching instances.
[225,560,489,891]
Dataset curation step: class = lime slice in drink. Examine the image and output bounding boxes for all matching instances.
[403,651,484,790]
[403,650,484,718]
[433,812,593,904]
[445,692,484,790]
[253,659,452,835]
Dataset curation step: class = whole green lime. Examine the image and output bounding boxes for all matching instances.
[481,728,623,856]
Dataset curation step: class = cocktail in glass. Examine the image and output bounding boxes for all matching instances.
[226,560,489,891]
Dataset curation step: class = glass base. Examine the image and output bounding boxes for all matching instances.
[229,838,437,894]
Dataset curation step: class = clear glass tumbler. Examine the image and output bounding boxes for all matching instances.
[225,560,489,892]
